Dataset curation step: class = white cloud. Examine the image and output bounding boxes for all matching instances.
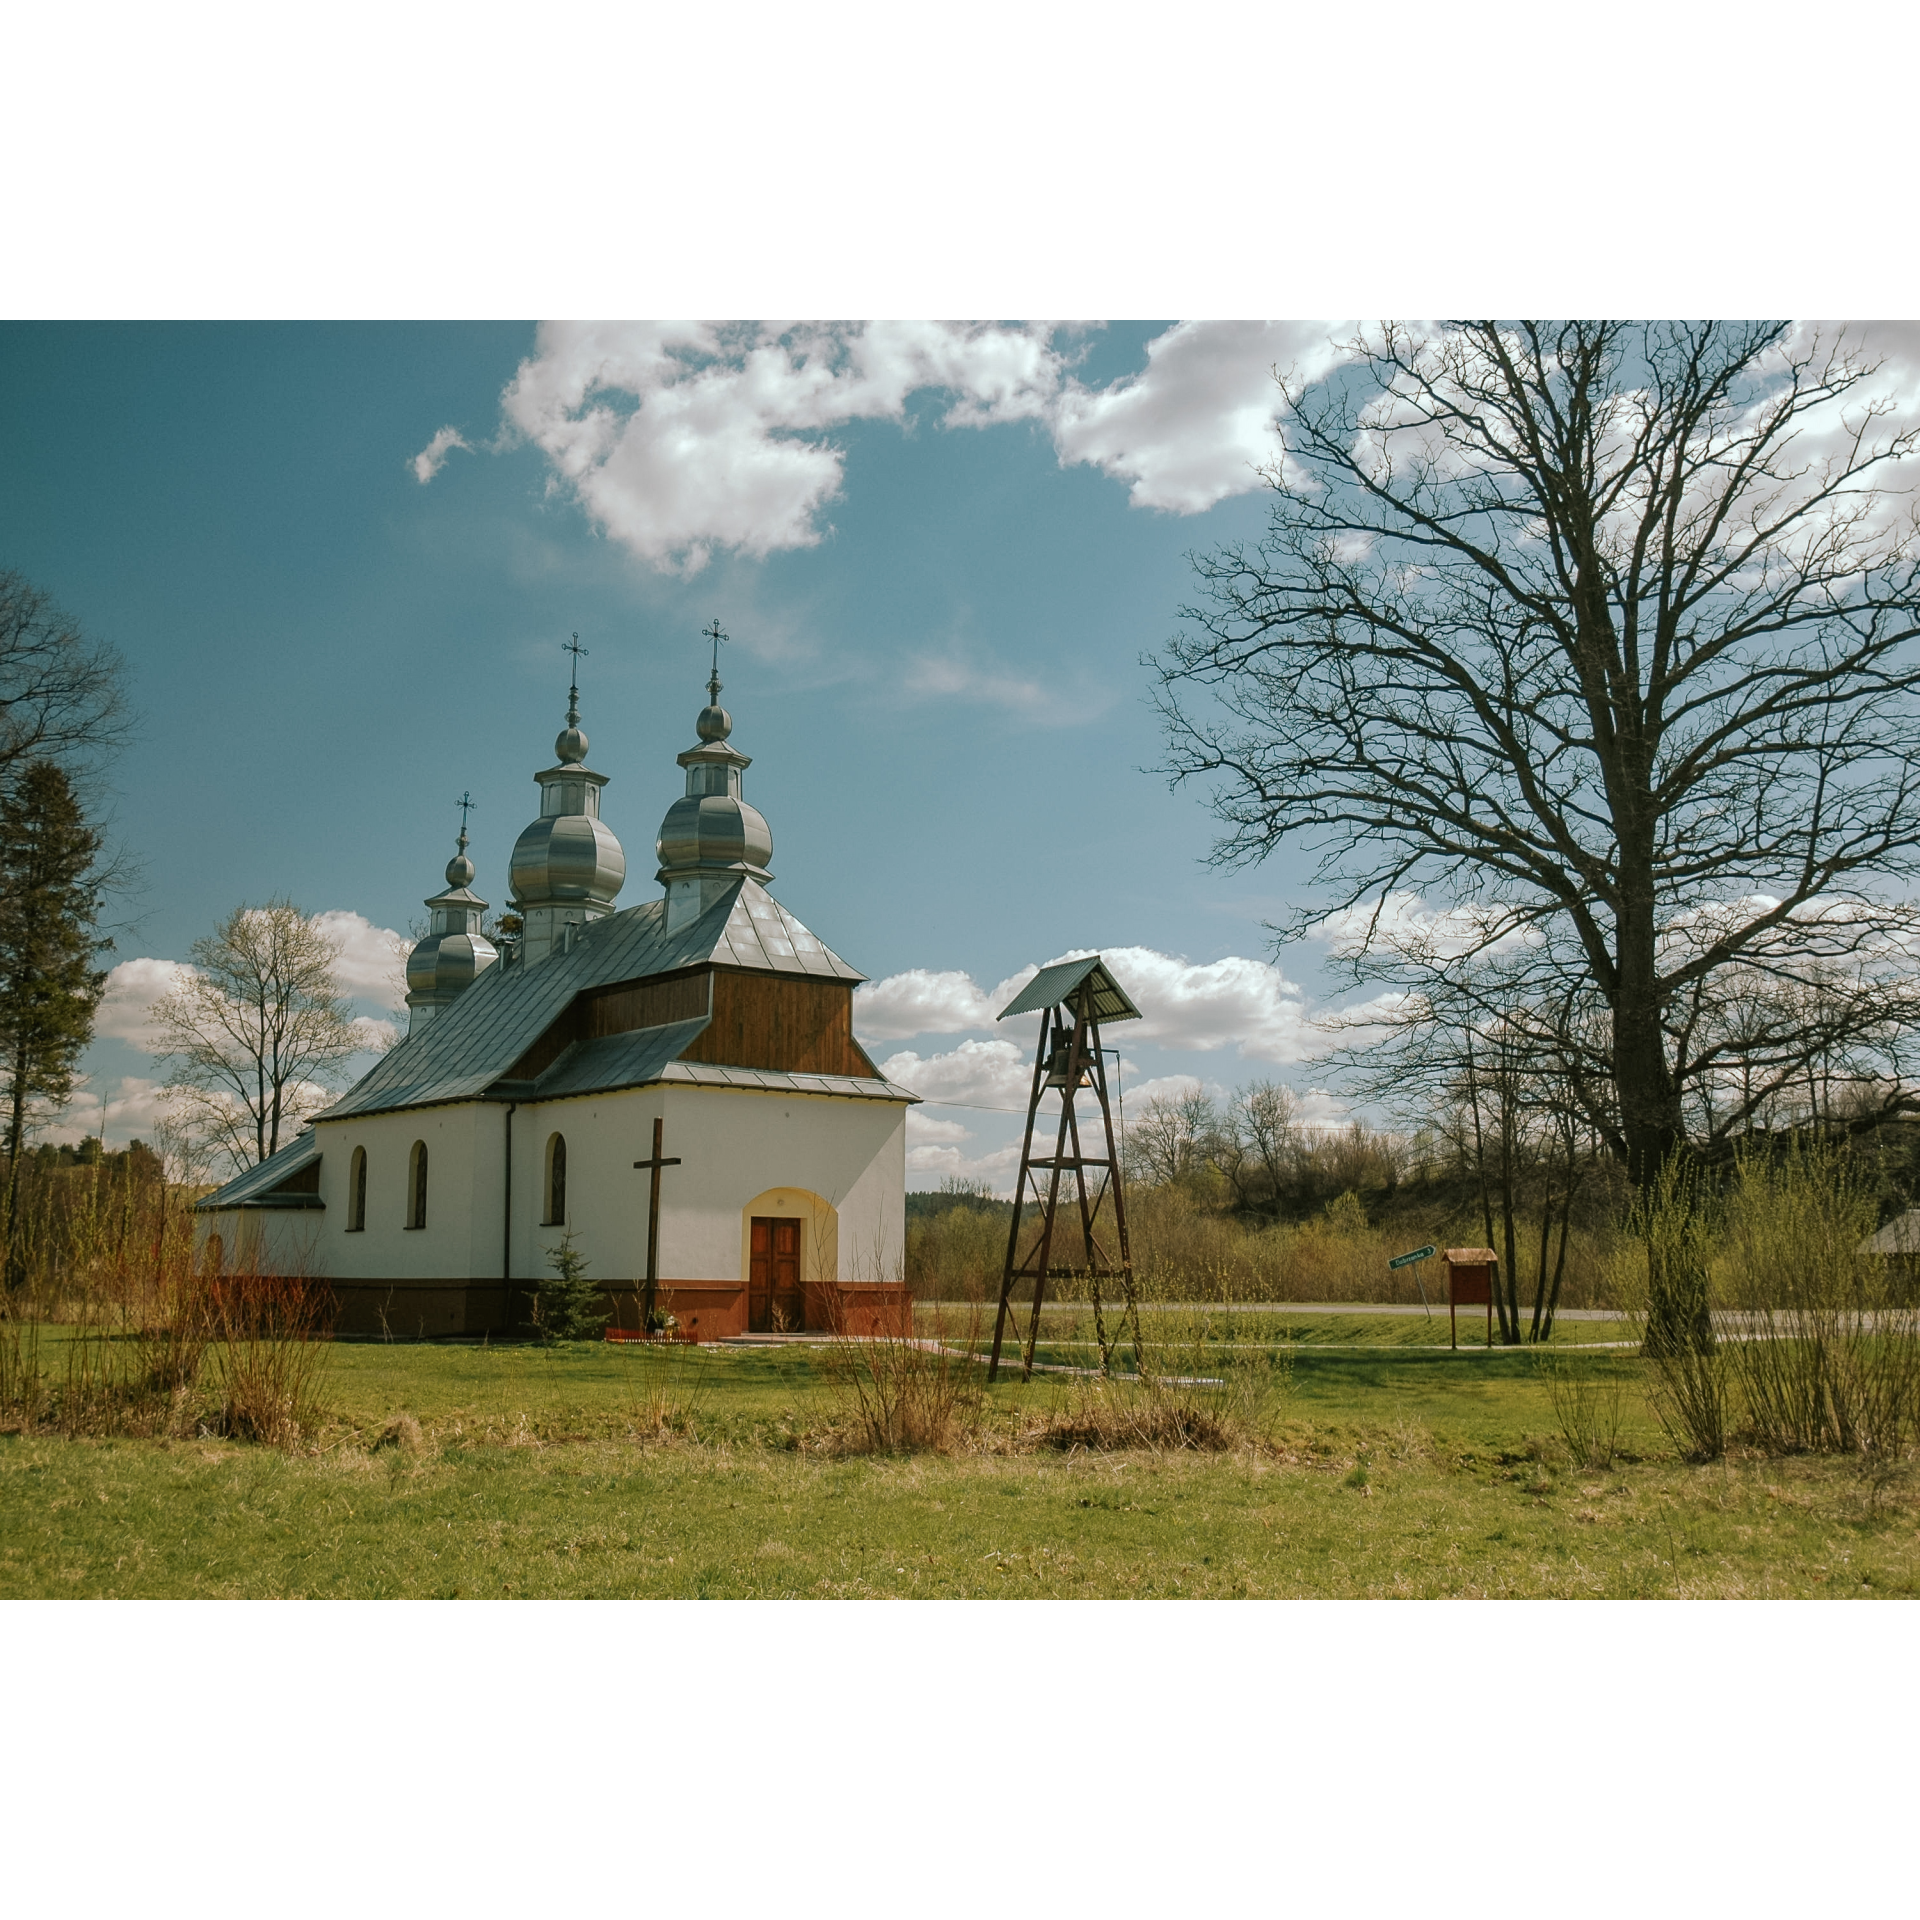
[411,425,472,484]
[878,1037,1032,1112]
[901,654,1052,715]
[42,1074,175,1146]
[96,957,192,1048]
[1312,891,1535,964]
[860,947,1331,1062]
[1050,321,1352,511]
[478,321,1371,578]
[497,321,1060,574]
[905,1111,973,1146]
[312,910,409,1010]
[855,968,998,1041]
[905,1139,1023,1191]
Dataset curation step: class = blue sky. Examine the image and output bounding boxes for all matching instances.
[3,319,1394,1181]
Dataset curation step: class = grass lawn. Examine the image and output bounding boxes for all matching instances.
[3,1329,1915,1598]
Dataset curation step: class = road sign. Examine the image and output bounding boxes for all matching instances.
[1389,1244,1438,1270]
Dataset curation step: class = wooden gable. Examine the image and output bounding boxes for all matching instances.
[505,963,879,1084]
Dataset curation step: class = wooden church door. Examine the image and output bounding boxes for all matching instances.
[749,1217,803,1332]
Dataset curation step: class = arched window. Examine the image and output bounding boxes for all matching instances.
[407,1141,428,1229]
[347,1145,367,1231]
[544,1132,567,1226]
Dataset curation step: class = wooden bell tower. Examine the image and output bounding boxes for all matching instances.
[987,956,1144,1383]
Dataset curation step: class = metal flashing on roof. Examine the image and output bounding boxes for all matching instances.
[997,954,1142,1024]
[660,1061,919,1103]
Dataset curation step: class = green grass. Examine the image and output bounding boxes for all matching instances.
[3,1330,1915,1598]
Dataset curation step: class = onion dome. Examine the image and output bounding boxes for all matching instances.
[656,661,773,933]
[405,815,499,1032]
[508,662,626,963]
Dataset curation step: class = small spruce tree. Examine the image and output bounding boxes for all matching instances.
[0,760,108,1288]
[535,1228,607,1343]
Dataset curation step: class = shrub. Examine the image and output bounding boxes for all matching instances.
[534,1229,608,1343]
[1717,1141,1920,1458]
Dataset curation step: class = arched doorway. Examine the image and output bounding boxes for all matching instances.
[740,1189,838,1333]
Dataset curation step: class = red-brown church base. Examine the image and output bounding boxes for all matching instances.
[321,1279,912,1341]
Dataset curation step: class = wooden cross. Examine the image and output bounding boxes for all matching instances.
[633,1116,681,1334]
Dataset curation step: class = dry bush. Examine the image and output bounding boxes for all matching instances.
[373,1412,426,1454]
[1717,1142,1920,1459]
[1031,1379,1237,1453]
[814,1300,985,1454]
[1537,1354,1628,1469]
[618,1338,711,1437]
[208,1267,334,1448]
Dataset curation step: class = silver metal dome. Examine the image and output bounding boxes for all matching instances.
[656,674,774,932]
[405,823,498,1032]
[509,672,626,963]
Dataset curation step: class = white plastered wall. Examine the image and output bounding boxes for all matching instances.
[291,1101,503,1281]
[239,1084,906,1288]
[516,1083,906,1287]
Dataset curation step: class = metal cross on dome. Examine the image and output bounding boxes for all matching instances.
[703,617,728,703]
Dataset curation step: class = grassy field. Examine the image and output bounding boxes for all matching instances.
[4,1321,1916,1599]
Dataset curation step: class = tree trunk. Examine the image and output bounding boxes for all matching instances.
[1613,888,1685,1190]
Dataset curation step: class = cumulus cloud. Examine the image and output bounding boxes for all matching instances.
[40,1074,175,1148]
[1050,321,1351,511]
[312,910,410,1010]
[1311,891,1536,964]
[466,320,1366,579]
[859,947,1332,1062]
[877,1037,1033,1112]
[95,957,192,1048]
[497,321,1060,574]
[411,426,472,484]
[855,969,999,1041]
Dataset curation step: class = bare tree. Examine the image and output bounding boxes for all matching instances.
[1155,322,1920,1186]
[1125,1087,1217,1186]
[0,569,130,791]
[153,901,363,1172]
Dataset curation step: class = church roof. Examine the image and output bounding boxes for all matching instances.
[316,877,872,1124]
[194,1129,322,1211]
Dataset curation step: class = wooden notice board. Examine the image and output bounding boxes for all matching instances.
[1444,1248,1497,1349]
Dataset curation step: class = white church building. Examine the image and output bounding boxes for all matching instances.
[196,653,916,1340]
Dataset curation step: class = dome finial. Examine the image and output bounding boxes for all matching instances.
[446,790,477,887]
[555,633,589,764]
[697,617,732,743]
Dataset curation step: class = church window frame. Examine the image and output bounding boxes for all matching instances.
[347,1145,367,1232]
[407,1141,428,1230]
[543,1132,567,1227]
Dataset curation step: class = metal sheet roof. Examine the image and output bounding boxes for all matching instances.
[195,1129,321,1212]
[998,954,1142,1023]
[1865,1209,1920,1256]
[317,879,864,1124]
